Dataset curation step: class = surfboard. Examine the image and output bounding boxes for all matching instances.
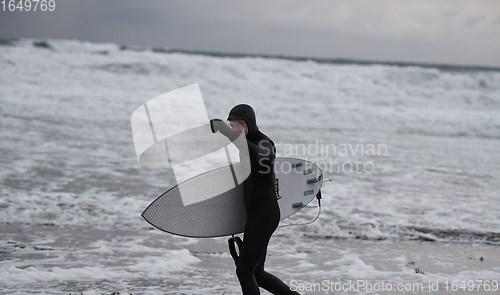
[142,157,323,238]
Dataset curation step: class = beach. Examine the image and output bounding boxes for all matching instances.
[2,224,499,294]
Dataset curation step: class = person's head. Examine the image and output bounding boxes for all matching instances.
[227,104,258,140]
[229,119,248,135]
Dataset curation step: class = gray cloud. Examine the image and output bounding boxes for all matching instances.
[0,0,499,66]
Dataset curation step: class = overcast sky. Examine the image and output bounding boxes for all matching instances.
[1,0,499,67]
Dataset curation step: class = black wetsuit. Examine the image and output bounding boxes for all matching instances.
[213,104,300,295]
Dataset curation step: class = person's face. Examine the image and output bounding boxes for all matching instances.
[229,119,248,135]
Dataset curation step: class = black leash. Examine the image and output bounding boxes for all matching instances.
[228,235,243,266]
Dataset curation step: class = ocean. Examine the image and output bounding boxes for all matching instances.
[1,38,499,294]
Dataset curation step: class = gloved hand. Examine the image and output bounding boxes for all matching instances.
[210,119,239,141]
[210,119,224,133]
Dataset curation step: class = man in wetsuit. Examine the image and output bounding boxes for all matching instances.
[211,104,300,295]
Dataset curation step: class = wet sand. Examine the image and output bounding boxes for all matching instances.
[1,224,499,294]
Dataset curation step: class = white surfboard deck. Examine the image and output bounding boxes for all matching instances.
[142,157,323,238]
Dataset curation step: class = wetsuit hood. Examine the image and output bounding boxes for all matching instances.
[227,104,259,141]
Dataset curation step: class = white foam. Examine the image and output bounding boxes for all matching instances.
[0,249,200,286]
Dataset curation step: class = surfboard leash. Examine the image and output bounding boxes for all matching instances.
[278,190,322,228]
[228,235,243,266]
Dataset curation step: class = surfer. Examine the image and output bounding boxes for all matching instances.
[211,104,300,295]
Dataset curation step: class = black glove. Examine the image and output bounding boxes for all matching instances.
[210,119,224,133]
[210,119,239,141]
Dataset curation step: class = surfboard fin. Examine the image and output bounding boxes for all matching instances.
[293,202,318,208]
[292,161,304,168]
[307,178,332,184]
[292,202,306,208]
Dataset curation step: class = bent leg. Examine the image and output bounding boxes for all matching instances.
[235,234,267,294]
[236,204,276,294]
[254,255,301,295]
[236,194,299,294]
